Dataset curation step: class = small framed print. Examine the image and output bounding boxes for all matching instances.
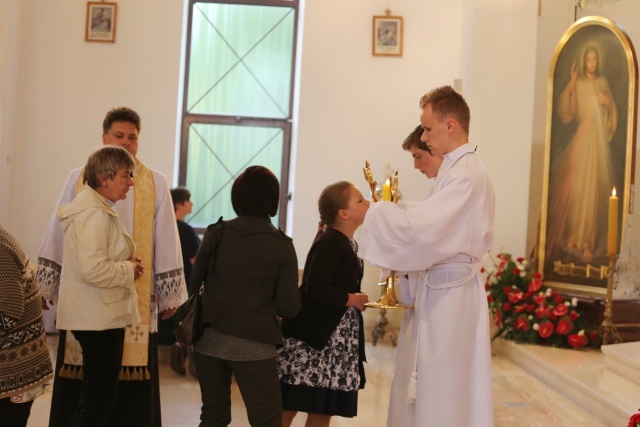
[373,14,403,57]
[85,2,117,43]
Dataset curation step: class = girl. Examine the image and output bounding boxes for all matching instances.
[277,181,369,427]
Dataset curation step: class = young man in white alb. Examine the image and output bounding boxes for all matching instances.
[358,85,495,427]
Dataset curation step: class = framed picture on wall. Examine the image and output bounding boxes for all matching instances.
[372,13,403,57]
[538,16,638,296]
[85,2,117,43]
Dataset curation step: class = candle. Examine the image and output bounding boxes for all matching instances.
[382,178,391,201]
[608,187,618,257]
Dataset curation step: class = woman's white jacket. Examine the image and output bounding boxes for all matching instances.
[56,186,141,331]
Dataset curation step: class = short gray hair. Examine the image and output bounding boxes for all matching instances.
[83,146,136,189]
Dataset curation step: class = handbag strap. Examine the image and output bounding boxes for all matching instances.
[199,216,225,295]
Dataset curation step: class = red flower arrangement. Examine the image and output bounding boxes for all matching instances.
[485,253,600,349]
[629,408,640,427]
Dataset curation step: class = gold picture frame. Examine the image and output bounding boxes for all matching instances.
[539,16,638,296]
[85,2,117,43]
[373,13,403,57]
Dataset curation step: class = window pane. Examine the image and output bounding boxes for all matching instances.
[185,123,284,228]
[187,3,294,118]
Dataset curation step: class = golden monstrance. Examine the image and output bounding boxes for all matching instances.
[362,161,413,311]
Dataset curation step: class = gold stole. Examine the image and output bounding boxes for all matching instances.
[60,159,155,381]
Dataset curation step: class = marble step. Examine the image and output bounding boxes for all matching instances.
[494,339,638,426]
[602,342,640,387]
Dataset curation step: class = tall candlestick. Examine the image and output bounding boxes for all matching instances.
[382,178,391,201]
[608,187,618,257]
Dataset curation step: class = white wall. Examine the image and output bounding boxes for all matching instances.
[4,0,184,257]
[1,0,539,257]
[292,0,538,261]
[1,0,540,330]
[463,0,538,259]
[292,0,465,259]
[0,1,22,224]
[292,0,538,328]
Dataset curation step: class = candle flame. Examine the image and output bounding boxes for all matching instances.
[385,178,390,185]
[612,187,617,197]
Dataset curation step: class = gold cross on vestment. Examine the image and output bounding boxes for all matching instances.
[129,325,146,342]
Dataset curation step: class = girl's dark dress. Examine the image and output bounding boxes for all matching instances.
[277,227,366,417]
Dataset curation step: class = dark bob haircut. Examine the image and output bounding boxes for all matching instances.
[170,187,191,209]
[231,166,280,217]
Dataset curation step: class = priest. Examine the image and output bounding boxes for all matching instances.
[358,86,495,427]
[37,107,187,427]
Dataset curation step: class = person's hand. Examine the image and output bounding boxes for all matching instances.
[570,60,578,83]
[347,292,369,311]
[161,308,177,319]
[596,92,611,107]
[129,256,144,280]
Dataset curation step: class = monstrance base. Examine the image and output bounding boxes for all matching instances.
[365,302,414,309]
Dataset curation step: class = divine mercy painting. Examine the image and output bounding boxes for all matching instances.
[540,16,637,295]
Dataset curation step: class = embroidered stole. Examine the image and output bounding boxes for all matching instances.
[60,159,155,381]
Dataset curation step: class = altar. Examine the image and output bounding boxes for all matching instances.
[494,338,640,425]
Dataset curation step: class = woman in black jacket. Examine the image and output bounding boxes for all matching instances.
[277,181,370,427]
[190,166,301,427]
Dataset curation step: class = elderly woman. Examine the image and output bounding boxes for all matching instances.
[0,225,54,427]
[55,145,144,426]
[190,165,301,427]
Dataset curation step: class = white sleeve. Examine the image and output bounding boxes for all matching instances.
[36,168,82,302]
[151,171,188,311]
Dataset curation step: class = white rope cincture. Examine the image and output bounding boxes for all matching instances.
[407,371,418,404]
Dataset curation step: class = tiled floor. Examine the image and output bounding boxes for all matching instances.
[28,334,609,426]
[491,353,607,427]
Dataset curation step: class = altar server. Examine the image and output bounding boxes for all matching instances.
[37,107,187,427]
[358,85,495,427]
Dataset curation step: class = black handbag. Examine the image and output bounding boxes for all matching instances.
[174,284,204,346]
[174,218,225,346]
